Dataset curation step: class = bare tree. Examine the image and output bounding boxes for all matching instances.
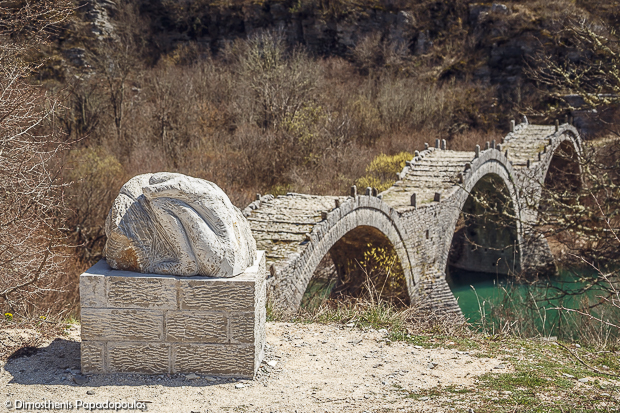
[526,14,620,137]
[524,15,620,267]
[88,39,139,146]
[0,0,73,313]
[465,14,620,343]
[86,3,143,148]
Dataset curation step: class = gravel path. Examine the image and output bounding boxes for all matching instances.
[1,322,510,412]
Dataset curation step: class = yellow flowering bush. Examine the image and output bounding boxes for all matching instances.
[355,152,413,193]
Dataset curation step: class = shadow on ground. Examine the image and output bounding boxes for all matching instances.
[4,338,80,385]
[3,337,267,388]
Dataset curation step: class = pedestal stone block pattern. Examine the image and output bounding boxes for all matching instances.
[80,251,266,378]
[107,276,177,309]
[165,311,227,343]
[80,342,105,374]
[80,274,106,308]
[81,308,164,342]
[179,281,255,311]
[108,343,170,374]
[230,312,255,343]
[173,344,255,375]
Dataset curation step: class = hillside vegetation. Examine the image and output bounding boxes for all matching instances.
[0,0,618,319]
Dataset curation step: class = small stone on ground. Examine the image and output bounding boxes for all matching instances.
[73,374,88,385]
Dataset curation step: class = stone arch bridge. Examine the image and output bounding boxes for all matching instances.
[243,121,583,315]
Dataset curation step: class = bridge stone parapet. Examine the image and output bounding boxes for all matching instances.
[246,123,584,316]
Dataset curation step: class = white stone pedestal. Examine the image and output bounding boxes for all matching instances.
[80,251,266,378]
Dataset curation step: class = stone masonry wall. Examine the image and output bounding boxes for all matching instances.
[80,252,267,378]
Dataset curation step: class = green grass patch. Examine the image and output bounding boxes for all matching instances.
[481,371,552,391]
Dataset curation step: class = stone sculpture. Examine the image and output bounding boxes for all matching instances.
[104,172,256,277]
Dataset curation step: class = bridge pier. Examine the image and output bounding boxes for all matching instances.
[414,272,463,317]
[519,226,557,277]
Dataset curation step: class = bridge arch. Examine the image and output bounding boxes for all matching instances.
[540,126,583,193]
[270,196,414,311]
[441,148,524,277]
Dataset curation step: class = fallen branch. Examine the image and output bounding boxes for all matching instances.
[556,342,620,378]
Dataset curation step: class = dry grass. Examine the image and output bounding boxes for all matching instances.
[271,295,470,343]
[290,249,470,342]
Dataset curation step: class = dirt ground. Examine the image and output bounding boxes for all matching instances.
[0,322,512,412]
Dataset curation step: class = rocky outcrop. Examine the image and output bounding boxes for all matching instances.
[81,0,117,40]
[139,0,418,56]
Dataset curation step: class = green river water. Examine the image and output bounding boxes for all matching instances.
[447,267,614,338]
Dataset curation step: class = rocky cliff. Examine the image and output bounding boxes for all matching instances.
[72,1,589,102]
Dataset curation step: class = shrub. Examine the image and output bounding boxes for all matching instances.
[65,146,125,263]
[356,152,413,192]
[232,31,321,130]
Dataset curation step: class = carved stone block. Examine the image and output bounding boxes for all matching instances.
[81,308,164,342]
[229,312,255,343]
[80,341,105,374]
[104,173,256,278]
[173,344,255,376]
[107,343,170,374]
[179,279,256,312]
[165,311,227,343]
[107,275,177,309]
